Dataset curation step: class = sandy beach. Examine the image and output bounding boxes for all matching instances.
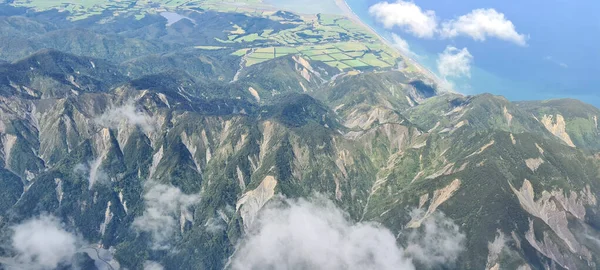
[333,0,441,83]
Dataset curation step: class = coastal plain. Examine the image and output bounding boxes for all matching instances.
[9,0,424,74]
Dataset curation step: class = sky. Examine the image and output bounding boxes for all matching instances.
[345,0,600,107]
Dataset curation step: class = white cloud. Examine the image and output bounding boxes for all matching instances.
[437,46,473,79]
[74,159,109,190]
[369,1,438,38]
[231,196,465,270]
[485,231,507,269]
[205,205,234,233]
[132,184,201,250]
[368,2,527,46]
[10,215,80,269]
[545,56,568,68]
[404,209,466,268]
[96,102,157,133]
[436,46,473,92]
[441,8,527,46]
[88,157,109,189]
[73,163,88,174]
[144,260,165,270]
[391,33,416,57]
[585,233,600,248]
[204,217,226,234]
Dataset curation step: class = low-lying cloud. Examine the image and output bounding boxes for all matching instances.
[230,196,465,270]
[132,183,201,250]
[441,9,528,46]
[369,0,438,38]
[435,45,473,92]
[8,215,81,270]
[485,231,507,269]
[144,260,165,270]
[391,33,416,57]
[204,217,226,234]
[96,102,157,133]
[437,46,473,79]
[74,158,109,190]
[404,209,466,268]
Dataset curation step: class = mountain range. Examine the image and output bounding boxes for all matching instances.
[0,2,599,270]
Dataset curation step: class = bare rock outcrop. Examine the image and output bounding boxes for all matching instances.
[236,176,278,231]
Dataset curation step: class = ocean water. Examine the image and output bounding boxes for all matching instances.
[345,0,600,107]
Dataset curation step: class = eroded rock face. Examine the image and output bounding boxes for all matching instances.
[293,55,323,84]
[503,106,513,127]
[0,98,44,178]
[55,178,63,205]
[119,191,128,214]
[100,201,113,237]
[525,158,544,172]
[180,208,193,234]
[236,176,278,231]
[540,114,576,147]
[343,107,401,130]
[1,133,17,168]
[485,231,506,270]
[525,219,594,270]
[407,179,461,228]
[148,146,163,180]
[181,131,206,174]
[247,87,260,102]
[510,179,597,266]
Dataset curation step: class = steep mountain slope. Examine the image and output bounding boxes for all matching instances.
[237,55,341,102]
[0,49,126,98]
[518,99,600,151]
[366,94,600,269]
[120,49,240,82]
[2,50,599,269]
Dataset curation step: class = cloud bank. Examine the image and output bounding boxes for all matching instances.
[404,209,466,268]
[391,34,416,57]
[369,1,438,38]
[10,215,80,269]
[132,184,201,250]
[435,46,473,92]
[96,102,157,133]
[231,196,465,270]
[441,9,528,46]
[369,2,527,45]
[144,260,165,270]
[204,217,226,234]
[74,158,109,190]
[437,46,473,79]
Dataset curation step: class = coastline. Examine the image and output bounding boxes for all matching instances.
[333,0,441,84]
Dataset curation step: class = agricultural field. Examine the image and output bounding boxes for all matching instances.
[9,0,272,20]
[9,0,404,71]
[223,11,403,71]
[239,39,401,70]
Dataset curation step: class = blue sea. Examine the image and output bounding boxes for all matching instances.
[344,0,600,107]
